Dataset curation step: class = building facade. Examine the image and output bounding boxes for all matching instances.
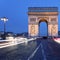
[28,7,58,37]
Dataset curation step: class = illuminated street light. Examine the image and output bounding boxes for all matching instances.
[1,17,8,39]
[51,27,52,38]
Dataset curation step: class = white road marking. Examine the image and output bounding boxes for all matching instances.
[28,43,41,60]
[40,43,47,60]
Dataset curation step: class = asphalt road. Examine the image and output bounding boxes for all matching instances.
[0,38,60,60]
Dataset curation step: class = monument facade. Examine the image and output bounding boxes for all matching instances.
[28,7,58,37]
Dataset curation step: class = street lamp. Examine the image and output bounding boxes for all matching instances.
[1,17,8,39]
[51,27,52,38]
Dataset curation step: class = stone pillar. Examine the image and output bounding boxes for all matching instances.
[48,17,58,37]
[51,24,58,36]
[48,24,51,36]
[28,24,39,36]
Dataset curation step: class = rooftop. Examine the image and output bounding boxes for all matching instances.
[28,7,58,12]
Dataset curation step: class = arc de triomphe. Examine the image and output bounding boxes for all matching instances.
[28,7,58,37]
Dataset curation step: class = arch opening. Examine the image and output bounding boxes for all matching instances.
[39,19,48,37]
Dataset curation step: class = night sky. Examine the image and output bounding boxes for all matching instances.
[0,0,60,35]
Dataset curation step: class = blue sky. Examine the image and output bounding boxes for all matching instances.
[0,0,60,34]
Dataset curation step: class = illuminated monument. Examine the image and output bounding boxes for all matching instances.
[28,7,58,37]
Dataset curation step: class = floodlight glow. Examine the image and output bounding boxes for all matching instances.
[1,17,8,22]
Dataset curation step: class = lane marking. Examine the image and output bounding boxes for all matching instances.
[40,43,47,60]
[28,43,41,60]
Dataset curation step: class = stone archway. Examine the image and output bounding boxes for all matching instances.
[38,19,48,36]
[28,7,58,37]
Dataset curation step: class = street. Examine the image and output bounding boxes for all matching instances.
[0,38,60,60]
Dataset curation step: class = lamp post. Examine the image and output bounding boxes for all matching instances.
[51,27,52,38]
[1,17,8,39]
